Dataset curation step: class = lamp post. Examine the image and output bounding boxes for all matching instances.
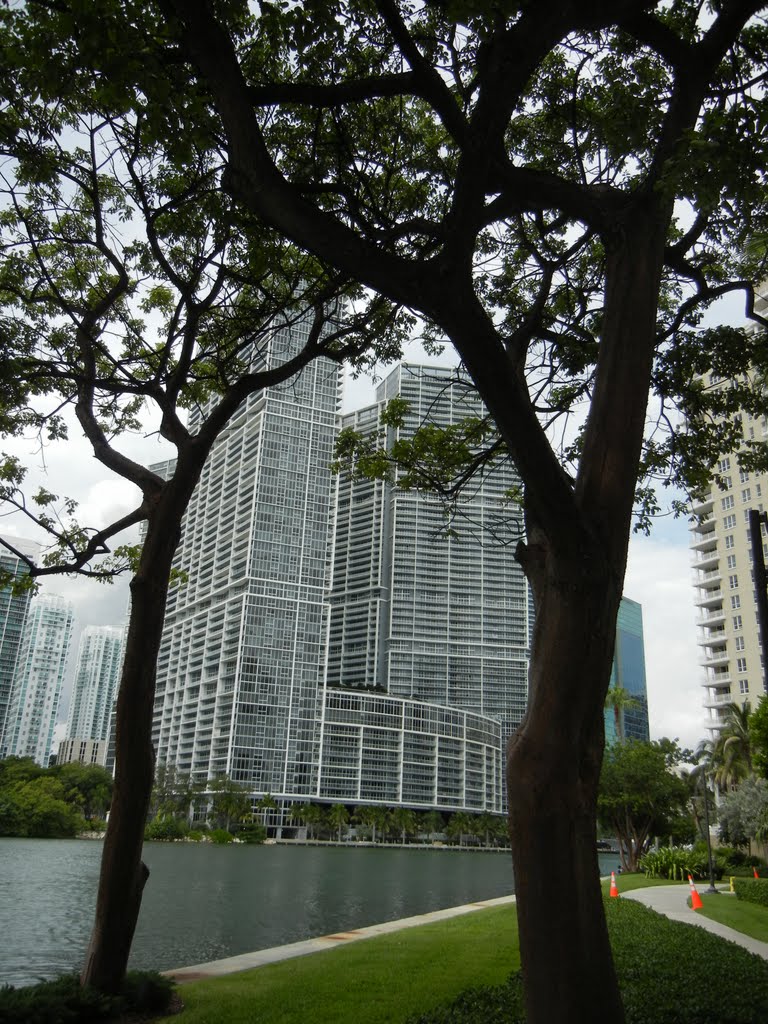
[700,772,719,894]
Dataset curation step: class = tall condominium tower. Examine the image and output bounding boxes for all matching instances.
[152,323,342,796]
[327,364,530,742]
[0,537,40,753]
[61,625,125,762]
[2,593,74,765]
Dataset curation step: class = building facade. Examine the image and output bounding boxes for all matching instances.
[605,597,650,743]
[152,321,343,799]
[64,624,125,757]
[690,352,768,733]
[2,593,74,765]
[327,364,530,746]
[0,537,40,754]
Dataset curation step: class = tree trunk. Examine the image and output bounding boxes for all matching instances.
[509,549,624,1024]
[80,514,180,993]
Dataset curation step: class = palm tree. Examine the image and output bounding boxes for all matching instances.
[388,807,417,844]
[328,803,350,842]
[604,685,640,742]
[446,812,476,847]
[713,701,753,791]
[256,792,277,829]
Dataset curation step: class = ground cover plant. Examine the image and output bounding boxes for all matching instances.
[0,971,174,1024]
[408,899,768,1024]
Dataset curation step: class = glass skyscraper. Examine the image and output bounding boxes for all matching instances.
[0,536,39,754]
[64,624,126,745]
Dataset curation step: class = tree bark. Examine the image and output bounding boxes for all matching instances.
[80,509,182,992]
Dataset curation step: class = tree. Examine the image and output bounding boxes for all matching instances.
[718,775,768,848]
[446,812,477,848]
[604,686,640,743]
[751,696,768,780]
[256,793,278,830]
[388,806,417,844]
[354,804,388,843]
[51,762,113,822]
[6,4,768,1020]
[0,21,405,993]
[328,803,350,842]
[208,774,252,832]
[713,702,754,791]
[598,740,691,871]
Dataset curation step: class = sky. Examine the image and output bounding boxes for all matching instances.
[1,348,710,756]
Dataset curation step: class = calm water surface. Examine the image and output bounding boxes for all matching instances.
[0,839,620,987]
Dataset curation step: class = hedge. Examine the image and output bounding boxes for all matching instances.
[733,877,768,908]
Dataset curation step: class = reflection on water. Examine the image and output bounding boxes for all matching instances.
[0,838,619,987]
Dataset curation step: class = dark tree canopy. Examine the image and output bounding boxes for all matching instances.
[2,3,768,1022]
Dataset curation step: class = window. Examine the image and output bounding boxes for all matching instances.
[727,554,737,569]
[740,469,750,483]
[729,574,739,589]
[721,476,733,490]
[725,534,735,549]
[732,595,741,609]
[718,458,732,472]
[724,514,737,530]
[737,657,748,673]
[722,495,735,510]
[742,488,752,503]
[739,679,750,694]
[735,636,745,651]
[733,615,743,630]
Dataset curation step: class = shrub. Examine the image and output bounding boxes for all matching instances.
[144,816,189,841]
[238,824,267,844]
[407,897,768,1024]
[187,829,205,841]
[733,877,768,907]
[209,827,234,844]
[639,846,723,881]
[0,971,175,1023]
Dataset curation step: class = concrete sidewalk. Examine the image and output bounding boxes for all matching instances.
[622,883,768,959]
[165,894,517,982]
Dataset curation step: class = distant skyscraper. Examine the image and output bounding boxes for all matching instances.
[328,364,530,741]
[3,593,74,765]
[0,537,40,754]
[152,321,342,796]
[65,625,125,744]
[605,597,650,743]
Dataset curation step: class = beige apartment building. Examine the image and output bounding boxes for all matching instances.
[690,309,768,733]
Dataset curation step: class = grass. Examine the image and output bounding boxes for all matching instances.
[600,872,685,894]
[165,905,520,1024]
[696,891,768,943]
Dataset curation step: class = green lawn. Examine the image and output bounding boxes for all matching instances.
[696,891,768,943]
[600,872,684,894]
[166,905,520,1024]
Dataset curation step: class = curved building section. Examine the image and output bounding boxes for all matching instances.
[318,686,503,812]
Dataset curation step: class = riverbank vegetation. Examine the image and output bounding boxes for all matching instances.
[161,897,768,1024]
[0,757,112,838]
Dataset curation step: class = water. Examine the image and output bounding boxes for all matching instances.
[0,839,621,987]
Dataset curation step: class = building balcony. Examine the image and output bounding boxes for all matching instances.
[696,608,726,628]
[693,588,723,609]
[698,650,730,668]
[693,567,722,586]
[689,493,714,517]
[697,629,726,647]
[701,672,731,688]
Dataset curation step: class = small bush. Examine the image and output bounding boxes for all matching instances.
[209,827,234,844]
[187,828,205,841]
[0,970,175,1023]
[733,877,768,907]
[238,824,267,844]
[144,815,189,841]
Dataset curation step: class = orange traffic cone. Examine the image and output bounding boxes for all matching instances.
[688,874,703,911]
[754,867,760,879]
[609,871,619,898]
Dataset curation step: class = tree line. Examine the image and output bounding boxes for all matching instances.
[0,757,113,838]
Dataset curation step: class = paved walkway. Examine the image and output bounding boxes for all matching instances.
[166,883,768,983]
[165,894,517,982]
[622,883,768,959]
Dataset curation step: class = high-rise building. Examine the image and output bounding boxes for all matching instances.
[2,593,74,765]
[327,363,530,741]
[605,597,650,743]
[61,625,125,763]
[152,321,342,798]
[0,536,40,754]
[690,355,768,733]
